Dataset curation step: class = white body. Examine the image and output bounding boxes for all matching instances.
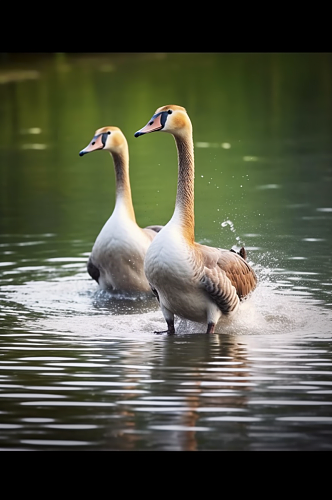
[135,105,257,333]
[80,126,162,294]
[91,204,155,292]
[145,221,217,323]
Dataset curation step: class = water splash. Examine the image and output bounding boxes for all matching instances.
[221,219,244,247]
[6,262,329,339]
[176,281,332,336]
[221,220,235,230]
[1,232,331,338]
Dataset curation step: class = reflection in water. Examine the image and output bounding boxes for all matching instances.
[2,241,329,451]
[2,253,329,451]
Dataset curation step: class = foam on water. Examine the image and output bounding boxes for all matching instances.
[2,269,331,338]
[1,229,331,338]
[177,282,332,336]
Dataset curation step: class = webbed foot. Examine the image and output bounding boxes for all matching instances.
[154,320,175,335]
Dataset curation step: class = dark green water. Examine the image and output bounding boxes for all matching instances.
[0,53,332,450]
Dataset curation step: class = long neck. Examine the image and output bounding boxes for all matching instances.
[173,131,195,243]
[111,150,136,222]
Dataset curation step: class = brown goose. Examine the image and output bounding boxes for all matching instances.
[79,126,163,293]
[135,105,257,333]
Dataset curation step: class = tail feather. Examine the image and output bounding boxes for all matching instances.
[230,246,247,260]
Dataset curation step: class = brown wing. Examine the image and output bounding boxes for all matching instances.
[198,244,257,313]
[230,246,247,260]
[200,264,240,314]
[216,249,257,299]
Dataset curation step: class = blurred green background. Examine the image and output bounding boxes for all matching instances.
[0,52,331,256]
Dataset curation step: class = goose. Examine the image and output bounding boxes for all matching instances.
[134,105,257,333]
[79,126,163,293]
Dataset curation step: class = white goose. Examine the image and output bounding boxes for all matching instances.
[79,126,163,293]
[135,105,257,333]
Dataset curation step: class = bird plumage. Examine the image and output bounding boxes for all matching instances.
[135,105,257,332]
[80,126,163,293]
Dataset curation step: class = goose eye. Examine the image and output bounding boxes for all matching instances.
[108,131,111,135]
[168,110,172,114]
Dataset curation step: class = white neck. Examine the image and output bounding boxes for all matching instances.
[111,150,136,222]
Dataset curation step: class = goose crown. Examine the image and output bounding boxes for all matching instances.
[135,104,192,138]
[95,126,127,152]
[79,126,128,156]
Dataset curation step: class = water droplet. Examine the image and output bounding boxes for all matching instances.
[221,220,235,232]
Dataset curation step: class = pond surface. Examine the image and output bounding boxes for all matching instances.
[0,53,332,450]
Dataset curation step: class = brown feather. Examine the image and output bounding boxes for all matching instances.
[198,244,257,307]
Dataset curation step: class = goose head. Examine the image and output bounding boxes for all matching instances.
[79,126,128,156]
[134,105,192,138]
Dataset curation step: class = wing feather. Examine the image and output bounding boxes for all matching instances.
[197,244,257,313]
[216,249,257,299]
